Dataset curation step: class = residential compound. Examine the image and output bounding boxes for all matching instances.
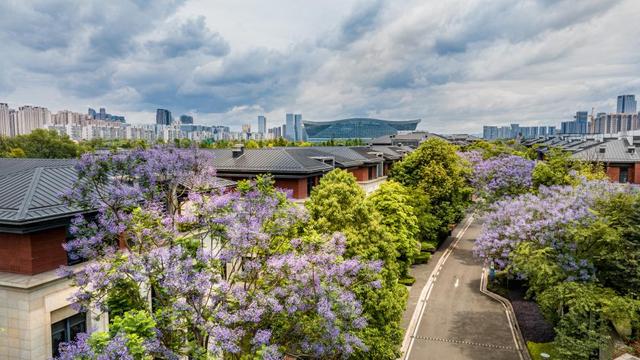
[0,142,414,359]
[523,136,640,184]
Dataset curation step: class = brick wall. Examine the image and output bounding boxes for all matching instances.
[0,227,68,275]
[274,178,307,199]
[606,166,620,183]
[347,167,369,181]
[634,163,640,184]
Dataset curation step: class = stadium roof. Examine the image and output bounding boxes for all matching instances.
[303,118,420,140]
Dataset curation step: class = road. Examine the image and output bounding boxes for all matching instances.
[402,216,522,360]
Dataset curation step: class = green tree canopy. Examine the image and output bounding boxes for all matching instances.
[0,129,80,158]
[305,169,407,359]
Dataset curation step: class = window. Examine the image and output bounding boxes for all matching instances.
[51,312,86,357]
[620,168,629,183]
[307,176,315,197]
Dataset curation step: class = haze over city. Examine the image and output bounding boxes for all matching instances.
[1,0,640,133]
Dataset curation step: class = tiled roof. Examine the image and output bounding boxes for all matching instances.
[0,159,82,224]
[209,148,333,173]
[0,158,237,224]
[572,139,640,163]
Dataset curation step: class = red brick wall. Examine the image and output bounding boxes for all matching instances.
[606,166,620,183]
[634,164,640,184]
[274,178,307,199]
[347,167,369,181]
[0,227,68,275]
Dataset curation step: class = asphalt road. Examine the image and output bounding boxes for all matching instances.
[403,217,521,360]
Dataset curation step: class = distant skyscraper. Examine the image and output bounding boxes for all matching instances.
[15,106,50,135]
[258,115,266,134]
[242,124,251,133]
[285,113,295,140]
[617,95,637,113]
[99,108,107,120]
[88,108,97,119]
[179,115,193,124]
[0,103,10,136]
[294,114,304,141]
[156,109,172,125]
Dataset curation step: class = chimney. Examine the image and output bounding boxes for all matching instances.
[232,144,244,158]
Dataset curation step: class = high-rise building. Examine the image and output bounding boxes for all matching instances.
[156,109,172,125]
[242,124,251,133]
[294,114,304,142]
[179,115,193,124]
[617,95,637,113]
[285,113,295,140]
[258,115,266,134]
[15,106,51,135]
[88,107,126,123]
[0,103,10,137]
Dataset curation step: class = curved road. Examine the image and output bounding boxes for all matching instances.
[402,216,523,360]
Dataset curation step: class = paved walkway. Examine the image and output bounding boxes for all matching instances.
[401,216,522,360]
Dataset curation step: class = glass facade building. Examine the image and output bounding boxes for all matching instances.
[303,118,420,140]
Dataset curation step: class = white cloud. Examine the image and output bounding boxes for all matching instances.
[0,0,639,133]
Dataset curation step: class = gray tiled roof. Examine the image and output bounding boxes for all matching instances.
[0,158,237,224]
[209,148,333,173]
[572,139,640,163]
[0,159,82,224]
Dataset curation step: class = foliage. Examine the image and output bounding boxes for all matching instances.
[390,137,472,239]
[460,139,531,159]
[57,148,381,359]
[532,147,607,188]
[474,181,622,269]
[466,153,535,202]
[306,169,407,359]
[0,129,80,158]
[527,341,560,360]
[366,181,420,279]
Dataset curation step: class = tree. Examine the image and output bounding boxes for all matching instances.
[532,147,607,188]
[366,181,420,280]
[306,169,407,360]
[467,154,535,202]
[0,129,80,158]
[390,137,472,240]
[57,148,380,359]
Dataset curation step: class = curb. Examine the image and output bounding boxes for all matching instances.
[479,268,532,360]
[400,212,475,359]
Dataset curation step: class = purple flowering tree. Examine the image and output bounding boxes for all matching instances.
[474,180,626,270]
[57,148,379,359]
[465,153,535,202]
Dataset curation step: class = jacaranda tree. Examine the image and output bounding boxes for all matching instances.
[57,147,381,359]
[466,153,535,202]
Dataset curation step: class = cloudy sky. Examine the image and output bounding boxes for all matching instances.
[1,0,639,133]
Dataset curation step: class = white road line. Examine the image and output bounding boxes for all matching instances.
[400,214,475,360]
[454,278,459,288]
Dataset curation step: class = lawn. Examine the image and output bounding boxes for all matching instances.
[527,341,560,360]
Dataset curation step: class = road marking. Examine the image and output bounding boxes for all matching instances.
[400,214,475,360]
[412,336,517,351]
[454,277,459,288]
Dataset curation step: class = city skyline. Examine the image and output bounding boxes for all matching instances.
[1,1,639,133]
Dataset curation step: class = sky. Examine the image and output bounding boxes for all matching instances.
[1,0,639,134]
